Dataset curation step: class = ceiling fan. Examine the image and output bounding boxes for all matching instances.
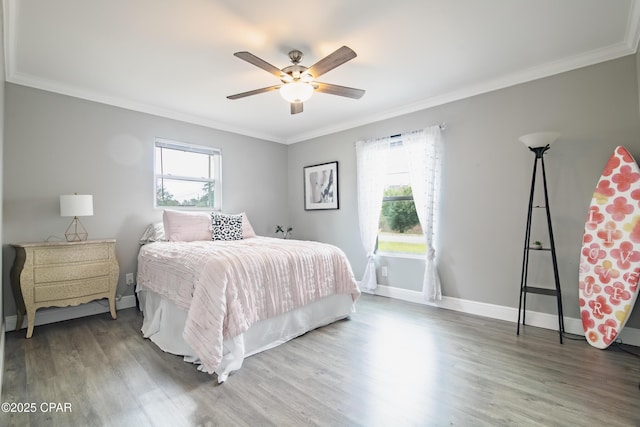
[227,46,365,115]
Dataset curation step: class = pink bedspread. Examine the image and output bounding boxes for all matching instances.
[137,237,360,373]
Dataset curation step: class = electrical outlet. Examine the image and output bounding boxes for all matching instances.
[125,273,134,285]
[381,266,388,277]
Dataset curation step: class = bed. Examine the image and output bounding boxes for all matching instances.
[136,210,360,383]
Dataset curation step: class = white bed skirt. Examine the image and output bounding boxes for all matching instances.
[138,286,354,383]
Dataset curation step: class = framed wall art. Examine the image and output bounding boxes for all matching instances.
[303,161,339,210]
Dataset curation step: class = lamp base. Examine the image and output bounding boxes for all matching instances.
[65,217,88,242]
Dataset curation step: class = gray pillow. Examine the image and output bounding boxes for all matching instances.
[139,222,166,244]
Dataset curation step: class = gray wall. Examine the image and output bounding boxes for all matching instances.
[288,55,640,328]
[0,0,5,394]
[637,46,640,113]
[4,54,640,330]
[2,84,288,317]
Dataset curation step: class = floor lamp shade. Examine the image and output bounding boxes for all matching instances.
[518,132,560,149]
[60,194,93,241]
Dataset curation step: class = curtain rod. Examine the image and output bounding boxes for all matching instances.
[354,123,447,146]
[389,123,446,139]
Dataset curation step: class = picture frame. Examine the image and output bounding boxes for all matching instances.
[303,161,339,210]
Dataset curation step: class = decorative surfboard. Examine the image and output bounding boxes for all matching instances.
[579,146,640,349]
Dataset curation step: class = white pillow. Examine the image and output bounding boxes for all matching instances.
[163,210,211,242]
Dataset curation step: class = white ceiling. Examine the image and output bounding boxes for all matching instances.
[4,0,640,144]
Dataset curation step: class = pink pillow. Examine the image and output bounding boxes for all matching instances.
[163,210,211,242]
[163,209,258,241]
[241,212,257,238]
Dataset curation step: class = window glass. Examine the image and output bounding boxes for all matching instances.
[154,138,221,209]
[377,141,426,255]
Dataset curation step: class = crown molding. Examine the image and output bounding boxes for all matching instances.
[6,70,287,144]
[285,41,636,144]
[4,0,639,146]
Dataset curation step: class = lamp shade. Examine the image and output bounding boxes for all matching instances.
[279,82,314,103]
[518,132,560,149]
[60,194,93,217]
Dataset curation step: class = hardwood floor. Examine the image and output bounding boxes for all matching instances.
[2,293,640,426]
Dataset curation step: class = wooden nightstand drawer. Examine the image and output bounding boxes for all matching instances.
[10,239,119,338]
[34,262,112,283]
[33,245,110,265]
[33,276,110,303]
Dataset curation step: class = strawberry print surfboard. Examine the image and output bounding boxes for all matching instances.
[579,146,640,349]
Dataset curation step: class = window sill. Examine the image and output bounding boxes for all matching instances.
[375,251,426,260]
[154,206,219,211]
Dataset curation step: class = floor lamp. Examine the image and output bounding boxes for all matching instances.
[516,132,565,343]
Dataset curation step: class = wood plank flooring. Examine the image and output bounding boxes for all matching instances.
[2,293,640,426]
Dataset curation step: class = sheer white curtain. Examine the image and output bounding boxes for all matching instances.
[403,126,443,301]
[355,137,390,291]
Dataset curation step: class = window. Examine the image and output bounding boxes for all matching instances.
[356,125,442,296]
[377,139,426,256]
[154,138,222,210]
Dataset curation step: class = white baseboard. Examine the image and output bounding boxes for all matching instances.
[6,287,640,348]
[4,295,137,332]
[365,284,640,347]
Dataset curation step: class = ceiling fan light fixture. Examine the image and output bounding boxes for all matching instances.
[280,82,314,103]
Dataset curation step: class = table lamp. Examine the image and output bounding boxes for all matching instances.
[60,194,93,241]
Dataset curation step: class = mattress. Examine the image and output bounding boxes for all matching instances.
[138,286,354,382]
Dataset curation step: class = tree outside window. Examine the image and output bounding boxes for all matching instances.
[377,141,426,255]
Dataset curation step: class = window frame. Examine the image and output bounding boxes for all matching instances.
[154,137,222,210]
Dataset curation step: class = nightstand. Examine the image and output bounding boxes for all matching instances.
[10,239,120,338]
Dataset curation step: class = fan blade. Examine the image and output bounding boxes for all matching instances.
[227,85,281,100]
[291,102,303,114]
[306,46,357,78]
[314,82,365,99]
[234,51,284,79]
